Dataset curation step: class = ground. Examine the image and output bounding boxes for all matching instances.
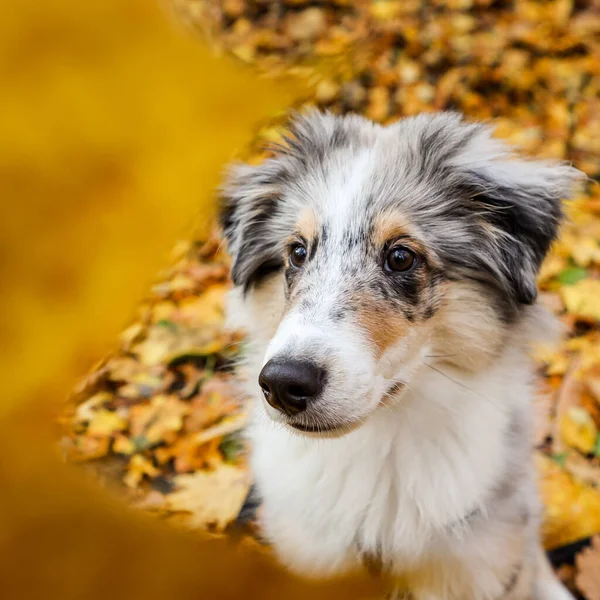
[61,1,600,597]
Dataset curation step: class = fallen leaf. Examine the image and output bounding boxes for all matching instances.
[185,376,241,433]
[562,451,600,489]
[129,395,189,446]
[113,435,136,456]
[124,454,160,489]
[585,365,600,403]
[86,409,127,437]
[562,280,600,321]
[69,435,111,462]
[75,392,113,423]
[557,267,589,286]
[560,407,598,454]
[134,324,180,366]
[553,360,583,454]
[163,465,250,531]
[536,452,600,549]
[178,284,228,326]
[575,536,600,600]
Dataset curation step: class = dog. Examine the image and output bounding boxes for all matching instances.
[219,111,583,600]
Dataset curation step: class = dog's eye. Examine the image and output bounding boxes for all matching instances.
[384,246,416,273]
[289,243,308,269]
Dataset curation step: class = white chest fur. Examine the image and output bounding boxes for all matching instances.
[249,356,529,578]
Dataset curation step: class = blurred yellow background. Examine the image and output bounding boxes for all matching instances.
[0,0,293,416]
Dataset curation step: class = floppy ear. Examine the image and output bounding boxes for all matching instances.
[218,110,353,291]
[443,120,586,306]
[218,161,285,291]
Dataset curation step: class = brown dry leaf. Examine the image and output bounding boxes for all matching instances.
[185,375,241,433]
[163,465,250,531]
[553,360,583,454]
[576,536,600,600]
[156,413,247,473]
[586,365,600,404]
[581,391,600,430]
[69,435,111,462]
[175,363,206,399]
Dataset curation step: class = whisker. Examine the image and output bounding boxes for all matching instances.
[422,362,501,410]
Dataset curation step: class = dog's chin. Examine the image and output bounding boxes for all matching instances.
[286,419,363,438]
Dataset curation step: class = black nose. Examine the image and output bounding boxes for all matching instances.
[258,359,325,416]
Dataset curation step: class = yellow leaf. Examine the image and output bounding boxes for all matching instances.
[75,392,112,422]
[532,344,570,376]
[87,409,127,437]
[179,284,229,326]
[538,254,567,285]
[124,454,159,489]
[370,1,403,20]
[559,407,598,454]
[113,435,135,456]
[571,237,600,267]
[130,395,189,445]
[134,325,178,367]
[561,280,600,321]
[536,453,600,549]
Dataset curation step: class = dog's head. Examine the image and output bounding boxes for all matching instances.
[220,111,582,435]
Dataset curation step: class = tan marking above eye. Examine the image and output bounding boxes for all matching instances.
[372,211,414,248]
[296,207,318,241]
[372,210,443,271]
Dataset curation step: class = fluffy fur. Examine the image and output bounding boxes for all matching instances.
[220,111,583,599]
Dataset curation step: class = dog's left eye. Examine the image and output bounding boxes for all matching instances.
[289,243,308,269]
[384,246,416,273]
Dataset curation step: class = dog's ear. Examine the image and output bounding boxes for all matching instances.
[443,119,585,306]
[219,110,357,291]
[219,161,286,292]
[465,158,583,305]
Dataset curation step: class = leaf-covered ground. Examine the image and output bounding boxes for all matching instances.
[62,0,600,596]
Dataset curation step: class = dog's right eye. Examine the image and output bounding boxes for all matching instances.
[289,244,307,269]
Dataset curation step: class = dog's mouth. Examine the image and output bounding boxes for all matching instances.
[380,380,406,405]
[289,422,342,433]
[287,420,360,438]
[286,382,406,437]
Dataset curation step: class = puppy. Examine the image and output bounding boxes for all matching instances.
[219,111,582,600]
